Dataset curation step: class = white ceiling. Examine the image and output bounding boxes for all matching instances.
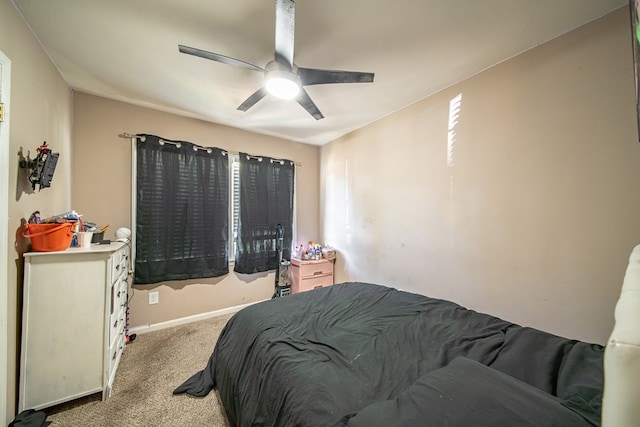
[12,0,626,145]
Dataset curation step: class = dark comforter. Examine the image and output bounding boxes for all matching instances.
[174,282,604,426]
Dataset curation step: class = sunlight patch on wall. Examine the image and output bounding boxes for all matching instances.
[447,93,463,252]
[447,93,462,168]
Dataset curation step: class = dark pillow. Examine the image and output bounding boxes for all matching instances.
[489,326,604,425]
[339,357,594,427]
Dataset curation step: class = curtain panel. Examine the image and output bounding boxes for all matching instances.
[134,134,229,284]
[234,153,295,274]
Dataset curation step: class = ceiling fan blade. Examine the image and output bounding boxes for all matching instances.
[296,88,324,120]
[274,0,295,68]
[237,87,269,112]
[297,68,375,86]
[179,45,263,72]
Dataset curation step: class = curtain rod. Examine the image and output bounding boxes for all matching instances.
[118,132,302,167]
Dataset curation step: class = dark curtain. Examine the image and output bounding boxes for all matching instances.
[234,153,295,274]
[135,134,229,284]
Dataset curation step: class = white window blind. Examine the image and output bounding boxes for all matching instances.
[230,154,240,261]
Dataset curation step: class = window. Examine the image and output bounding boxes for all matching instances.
[133,135,295,283]
[233,153,295,274]
[134,134,229,284]
[229,154,296,265]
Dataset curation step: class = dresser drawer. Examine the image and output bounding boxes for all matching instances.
[298,262,333,278]
[110,247,128,284]
[108,331,125,380]
[110,279,127,318]
[294,274,333,293]
[110,250,122,283]
[109,305,126,346]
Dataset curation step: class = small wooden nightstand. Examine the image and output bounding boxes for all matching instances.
[290,257,334,293]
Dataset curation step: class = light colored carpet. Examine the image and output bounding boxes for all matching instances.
[44,313,234,426]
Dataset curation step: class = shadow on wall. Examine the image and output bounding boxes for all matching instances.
[132,270,272,292]
[14,218,30,257]
[133,274,228,291]
[14,218,29,390]
[15,147,35,200]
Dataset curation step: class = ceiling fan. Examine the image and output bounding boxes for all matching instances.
[178,0,374,120]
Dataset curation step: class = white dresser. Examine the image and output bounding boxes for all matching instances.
[19,242,129,412]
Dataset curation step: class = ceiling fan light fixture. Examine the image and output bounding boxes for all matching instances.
[264,61,300,99]
[265,72,300,99]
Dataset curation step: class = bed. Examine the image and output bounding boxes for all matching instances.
[174,245,640,426]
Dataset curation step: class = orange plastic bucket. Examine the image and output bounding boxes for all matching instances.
[22,223,74,252]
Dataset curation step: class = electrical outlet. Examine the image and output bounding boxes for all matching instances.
[149,291,159,305]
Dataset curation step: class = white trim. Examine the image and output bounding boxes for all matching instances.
[127,299,266,335]
[0,49,11,426]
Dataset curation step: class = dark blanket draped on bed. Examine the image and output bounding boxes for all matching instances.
[174,283,604,426]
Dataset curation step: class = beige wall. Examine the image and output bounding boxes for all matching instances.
[3,2,638,422]
[321,8,640,346]
[71,93,320,329]
[1,2,74,423]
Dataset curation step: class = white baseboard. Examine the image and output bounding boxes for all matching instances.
[128,299,267,335]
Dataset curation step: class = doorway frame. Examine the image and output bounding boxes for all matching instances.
[0,49,12,424]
